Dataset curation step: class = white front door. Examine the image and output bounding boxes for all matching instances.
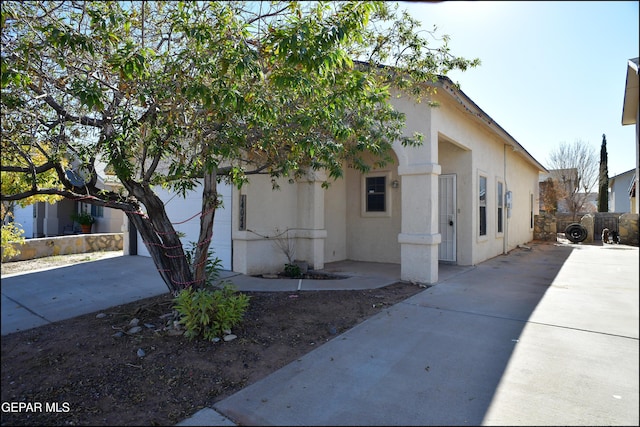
[438,174,456,262]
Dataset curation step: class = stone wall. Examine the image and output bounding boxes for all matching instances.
[2,233,123,262]
[534,212,557,241]
[535,212,638,246]
[618,213,639,246]
[580,214,595,244]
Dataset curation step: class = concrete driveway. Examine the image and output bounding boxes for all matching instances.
[1,255,168,335]
[196,242,639,426]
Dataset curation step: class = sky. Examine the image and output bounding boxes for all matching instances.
[399,0,639,178]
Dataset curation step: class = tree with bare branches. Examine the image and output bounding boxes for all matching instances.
[546,140,599,220]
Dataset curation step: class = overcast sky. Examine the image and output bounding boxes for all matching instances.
[399,0,639,177]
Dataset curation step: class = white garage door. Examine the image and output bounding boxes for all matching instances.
[137,183,233,271]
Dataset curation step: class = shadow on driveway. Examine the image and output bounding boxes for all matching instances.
[211,242,639,426]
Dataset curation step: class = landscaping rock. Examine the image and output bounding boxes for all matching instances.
[127,326,143,334]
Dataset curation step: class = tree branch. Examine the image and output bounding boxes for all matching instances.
[27,83,104,127]
[246,4,291,25]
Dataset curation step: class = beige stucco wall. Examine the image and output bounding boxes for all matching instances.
[324,177,347,263]
[232,159,405,273]
[232,175,299,274]
[504,149,538,250]
[432,92,539,265]
[345,156,402,264]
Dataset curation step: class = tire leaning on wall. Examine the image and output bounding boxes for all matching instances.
[564,223,588,243]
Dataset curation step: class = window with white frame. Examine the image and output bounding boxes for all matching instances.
[361,172,393,217]
[479,175,487,236]
[497,181,503,234]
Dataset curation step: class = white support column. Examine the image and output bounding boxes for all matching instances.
[296,170,327,270]
[122,215,132,255]
[398,163,441,284]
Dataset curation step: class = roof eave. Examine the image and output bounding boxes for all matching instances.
[435,76,548,173]
[622,57,639,126]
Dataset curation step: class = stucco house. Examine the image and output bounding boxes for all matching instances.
[609,169,636,213]
[11,172,125,238]
[129,75,546,284]
[621,56,639,214]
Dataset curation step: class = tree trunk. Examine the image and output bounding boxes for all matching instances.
[192,169,218,288]
[125,182,193,294]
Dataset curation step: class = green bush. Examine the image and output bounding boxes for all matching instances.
[70,211,95,225]
[184,241,222,285]
[284,263,302,278]
[1,222,25,262]
[173,283,250,341]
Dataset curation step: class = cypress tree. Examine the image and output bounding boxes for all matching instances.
[598,134,609,212]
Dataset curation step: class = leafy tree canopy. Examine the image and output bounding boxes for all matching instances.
[1,1,479,291]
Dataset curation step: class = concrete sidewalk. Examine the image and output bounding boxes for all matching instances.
[182,242,639,426]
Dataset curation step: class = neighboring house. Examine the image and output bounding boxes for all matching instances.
[12,172,125,238]
[130,76,547,284]
[609,169,636,213]
[538,168,578,213]
[622,56,639,214]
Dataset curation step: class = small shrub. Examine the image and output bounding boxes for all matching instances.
[284,263,302,278]
[173,283,250,341]
[70,211,95,225]
[1,222,25,262]
[184,241,222,285]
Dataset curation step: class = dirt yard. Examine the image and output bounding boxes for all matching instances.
[1,253,425,426]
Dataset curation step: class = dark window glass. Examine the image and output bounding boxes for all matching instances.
[91,204,104,218]
[497,182,503,233]
[479,176,487,236]
[530,194,534,229]
[366,176,386,212]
